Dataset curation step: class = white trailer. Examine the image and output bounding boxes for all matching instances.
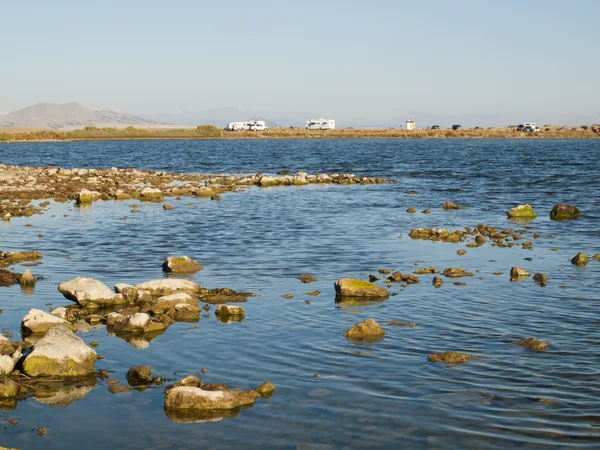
[224,120,268,131]
[306,119,335,130]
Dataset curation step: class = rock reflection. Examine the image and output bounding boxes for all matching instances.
[108,329,165,349]
[164,404,253,423]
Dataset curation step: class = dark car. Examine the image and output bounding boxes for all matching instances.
[431,125,440,130]
[516,124,525,132]
[452,125,462,131]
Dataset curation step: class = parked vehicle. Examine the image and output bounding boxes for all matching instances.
[431,125,440,130]
[452,125,462,130]
[306,119,335,130]
[224,120,268,131]
[593,127,600,134]
[522,122,539,132]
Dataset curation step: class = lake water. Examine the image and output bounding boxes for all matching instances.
[1,138,599,449]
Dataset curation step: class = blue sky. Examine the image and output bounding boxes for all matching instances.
[1,0,599,124]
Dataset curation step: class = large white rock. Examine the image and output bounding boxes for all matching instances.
[58,277,123,307]
[22,308,74,334]
[21,325,97,377]
[135,279,201,297]
[0,355,15,376]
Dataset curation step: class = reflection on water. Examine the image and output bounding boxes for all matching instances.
[0,139,599,449]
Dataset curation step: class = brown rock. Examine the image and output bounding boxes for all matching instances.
[571,252,588,265]
[343,318,385,339]
[428,352,472,364]
[297,274,317,283]
[513,338,547,351]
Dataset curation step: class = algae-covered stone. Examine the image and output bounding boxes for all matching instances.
[507,204,537,219]
[432,276,443,288]
[22,325,97,377]
[297,274,318,284]
[162,256,204,274]
[164,386,260,411]
[428,352,472,364]
[134,279,201,297]
[215,304,245,317]
[442,268,473,278]
[0,334,15,356]
[22,308,75,334]
[126,365,154,385]
[0,378,19,398]
[343,318,385,339]
[533,273,549,285]
[571,252,588,265]
[256,381,276,396]
[510,267,531,278]
[513,338,547,351]
[334,278,389,298]
[166,303,201,322]
[550,204,582,220]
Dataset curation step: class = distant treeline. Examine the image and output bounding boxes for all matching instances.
[0,125,598,142]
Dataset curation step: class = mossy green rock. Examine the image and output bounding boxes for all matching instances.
[0,379,19,398]
[507,204,537,218]
[550,204,582,220]
[334,278,389,298]
[164,386,260,410]
[22,325,97,377]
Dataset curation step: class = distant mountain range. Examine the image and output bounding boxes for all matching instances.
[0,102,166,130]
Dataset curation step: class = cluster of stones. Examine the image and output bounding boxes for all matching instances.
[0,250,42,287]
[409,224,527,248]
[0,164,395,218]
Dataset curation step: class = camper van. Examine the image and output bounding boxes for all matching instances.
[306,119,335,130]
[224,120,268,131]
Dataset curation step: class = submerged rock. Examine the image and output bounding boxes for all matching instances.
[343,319,385,339]
[162,256,204,274]
[550,204,582,220]
[334,278,389,298]
[126,365,154,385]
[21,308,74,334]
[533,273,549,285]
[442,268,473,278]
[513,338,547,351]
[297,274,318,284]
[0,269,21,287]
[21,325,97,377]
[428,352,472,364]
[571,252,588,265]
[442,201,459,210]
[387,321,418,327]
[507,204,536,219]
[256,381,276,396]
[164,386,260,411]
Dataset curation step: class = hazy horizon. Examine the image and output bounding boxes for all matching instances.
[2,0,599,126]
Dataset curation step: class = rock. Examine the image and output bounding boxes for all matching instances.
[166,303,201,322]
[114,283,134,293]
[126,365,154,385]
[297,274,317,283]
[19,268,35,287]
[334,278,389,298]
[144,292,198,314]
[76,188,101,205]
[22,308,75,334]
[343,319,385,339]
[510,267,531,278]
[513,338,547,351]
[164,386,260,411]
[163,203,175,210]
[0,378,18,398]
[258,176,280,187]
[112,312,151,333]
[282,293,293,299]
[428,352,472,364]
[442,201,459,210]
[368,274,379,282]
[162,256,204,274]
[507,204,537,218]
[140,187,164,202]
[215,304,245,317]
[475,235,487,246]
[378,268,391,274]
[0,354,15,376]
[432,276,443,288]
[134,279,201,296]
[58,277,122,308]
[406,208,416,213]
[2,250,43,262]
[571,252,588,265]
[533,273,549,284]
[442,268,473,278]
[0,269,21,287]
[256,381,276,396]
[22,325,97,377]
[457,249,467,256]
[0,334,15,356]
[550,204,582,220]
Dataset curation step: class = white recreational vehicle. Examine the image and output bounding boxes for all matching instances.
[224,120,268,131]
[306,119,335,130]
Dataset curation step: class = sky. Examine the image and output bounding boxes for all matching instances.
[1,0,599,125]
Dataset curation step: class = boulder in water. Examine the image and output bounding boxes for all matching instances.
[334,278,389,298]
[550,204,582,220]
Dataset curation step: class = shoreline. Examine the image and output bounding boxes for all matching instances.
[1,127,598,143]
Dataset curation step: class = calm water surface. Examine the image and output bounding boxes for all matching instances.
[0,139,599,449]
